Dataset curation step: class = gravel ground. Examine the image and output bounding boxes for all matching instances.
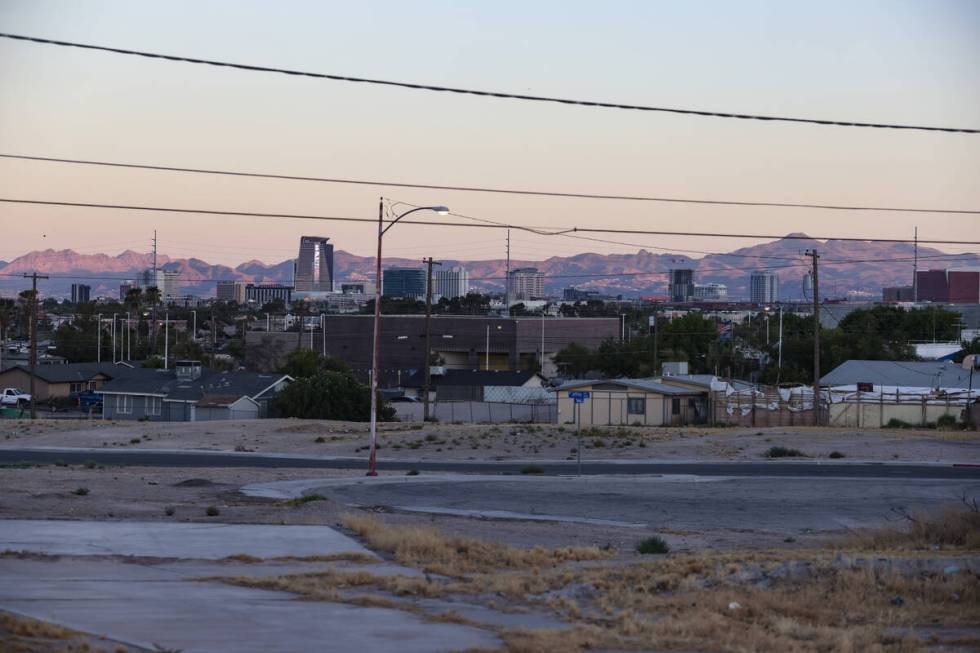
[2,418,977,463]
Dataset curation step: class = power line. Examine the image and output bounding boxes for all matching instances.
[1,33,976,134]
[3,153,979,215]
[3,197,980,246]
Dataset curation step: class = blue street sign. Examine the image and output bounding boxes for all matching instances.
[568,391,591,403]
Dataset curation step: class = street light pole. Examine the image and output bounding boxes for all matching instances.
[96,313,102,362]
[367,199,449,477]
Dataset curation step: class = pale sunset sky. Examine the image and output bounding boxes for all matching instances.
[0,0,978,266]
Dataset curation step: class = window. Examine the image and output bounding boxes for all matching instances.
[70,383,84,393]
[115,395,132,415]
[145,397,161,416]
[671,398,681,415]
[627,397,645,415]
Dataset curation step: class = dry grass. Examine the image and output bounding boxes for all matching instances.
[221,551,377,564]
[842,504,980,552]
[341,513,610,575]
[216,514,980,653]
[0,612,122,653]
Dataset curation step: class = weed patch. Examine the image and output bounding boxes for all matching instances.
[636,536,669,555]
[765,446,805,458]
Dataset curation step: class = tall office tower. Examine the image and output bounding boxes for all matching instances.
[507,268,545,301]
[383,267,427,298]
[668,268,695,303]
[216,281,247,303]
[749,270,780,304]
[294,236,335,292]
[70,283,91,304]
[434,266,470,299]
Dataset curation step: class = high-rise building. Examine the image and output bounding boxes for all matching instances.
[245,284,293,305]
[668,269,695,303]
[507,268,544,301]
[693,283,728,302]
[163,270,182,301]
[434,266,469,299]
[119,281,135,301]
[216,281,247,304]
[295,236,334,292]
[138,268,166,293]
[70,283,91,304]
[383,268,426,298]
[749,270,779,304]
[916,268,980,304]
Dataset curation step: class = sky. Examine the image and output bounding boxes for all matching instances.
[0,0,978,267]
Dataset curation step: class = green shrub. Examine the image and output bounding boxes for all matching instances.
[406,469,420,476]
[936,414,958,429]
[520,465,545,475]
[206,506,220,517]
[828,451,846,459]
[636,536,669,555]
[73,487,89,496]
[765,446,805,458]
[272,371,395,421]
[285,494,327,507]
[885,418,913,429]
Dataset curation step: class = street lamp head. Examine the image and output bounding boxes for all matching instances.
[431,206,450,215]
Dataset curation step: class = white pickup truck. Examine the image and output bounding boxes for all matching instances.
[0,388,31,407]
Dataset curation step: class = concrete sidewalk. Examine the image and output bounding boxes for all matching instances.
[0,519,375,559]
[0,520,500,653]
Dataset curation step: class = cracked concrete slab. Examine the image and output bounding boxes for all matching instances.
[0,519,374,559]
[0,559,500,653]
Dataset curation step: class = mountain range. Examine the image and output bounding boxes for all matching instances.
[1,234,976,301]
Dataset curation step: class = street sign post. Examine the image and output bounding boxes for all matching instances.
[567,391,590,474]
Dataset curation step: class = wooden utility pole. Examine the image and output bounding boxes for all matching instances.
[23,272,48,419]
[805,250,821,424]
[422,257,442,421]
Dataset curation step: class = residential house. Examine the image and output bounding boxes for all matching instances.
[99,360,291,422]
[821,359,977,427]
[0,362,134,401]
[556,378,707,427]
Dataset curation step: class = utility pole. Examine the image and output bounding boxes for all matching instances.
[912,226,918,301]
[422,257,442,421]
[504,230,511,316]
[23,272,48,419]
[777,305,783,384]
[805,250,821,424]
[96,313,102,362]
[164,311,169,369]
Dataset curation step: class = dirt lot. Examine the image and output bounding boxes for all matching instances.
[2,418,977,463]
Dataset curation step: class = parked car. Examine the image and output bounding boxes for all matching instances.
[70,389,104,409]
[0,388,31,407]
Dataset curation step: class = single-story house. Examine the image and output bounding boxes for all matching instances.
[0,362,135,401]
[100,360,292,422]
[820,359,977,427]
[556,378,707,426]
[404,369,546,402]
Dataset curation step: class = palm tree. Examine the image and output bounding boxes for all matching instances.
[124,287,144,350]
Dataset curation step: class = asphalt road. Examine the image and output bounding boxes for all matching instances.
[1,447,978,479]
[309,474,980,535]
